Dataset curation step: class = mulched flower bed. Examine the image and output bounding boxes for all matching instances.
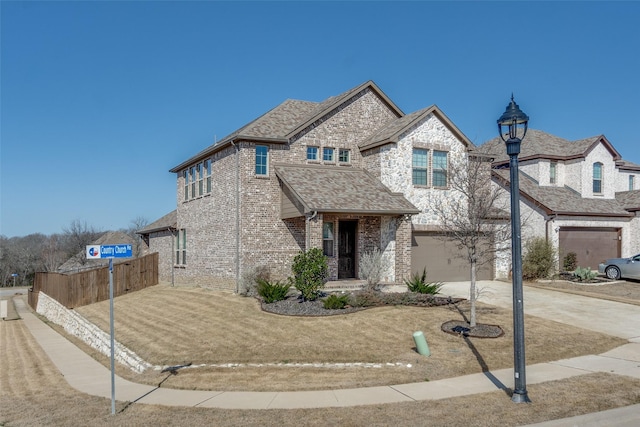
[441,320,504,338]
[261,291,463,317]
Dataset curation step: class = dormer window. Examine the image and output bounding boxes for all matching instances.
[593,162,603,194]
[630,175,636,191]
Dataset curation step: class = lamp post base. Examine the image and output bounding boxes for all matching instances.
[511,391,531,403]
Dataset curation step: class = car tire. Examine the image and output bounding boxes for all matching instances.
[605,266,621,280]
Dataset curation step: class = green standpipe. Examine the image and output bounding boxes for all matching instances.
[413,331,430,356]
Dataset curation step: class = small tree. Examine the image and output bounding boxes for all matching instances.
[359,248,389,291]
[432,154,512,327]
[562,252,577,272]
[291,248,328,301]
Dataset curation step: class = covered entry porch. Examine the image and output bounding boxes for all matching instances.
[275,164,419,284]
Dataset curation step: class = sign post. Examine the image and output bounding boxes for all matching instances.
[86,244,132,415]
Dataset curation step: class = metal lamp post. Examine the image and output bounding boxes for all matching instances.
[497,95,531,403]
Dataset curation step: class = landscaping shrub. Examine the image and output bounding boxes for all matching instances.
[239,265,270,297]
[358,248,389,290]
[563,252,577,272]
[291,248,328,301]
[404,268,443,295]
[574,266,598,282]
[323,294,350,309]
[522,237,556,280]
[256,278,290,303]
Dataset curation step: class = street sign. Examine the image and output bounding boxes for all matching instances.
[86,244,133,259]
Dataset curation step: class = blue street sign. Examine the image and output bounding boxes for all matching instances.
[100,244,132,258]
[86,244,132,259]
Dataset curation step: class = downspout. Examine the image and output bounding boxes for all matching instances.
[231,141,241,293]
[306,210,318,250]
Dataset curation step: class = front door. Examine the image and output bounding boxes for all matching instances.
[338,220,357,279]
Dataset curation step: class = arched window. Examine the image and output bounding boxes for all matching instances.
[593,162,603,193]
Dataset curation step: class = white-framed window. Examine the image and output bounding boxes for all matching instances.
[204,159,212,193]
[550,161,557,184]
[183,170,189,201]
[412,148,428,186]
[629,175,635,191]
[323,147,334,163]
[323,222,334,257]
[190,166,196,198]
[176,229,187,265]
[432,150,448,187]
[255,145,268,176]
[307,146,319,161]
[338,148,350,164]
[593,162,603,193]
[196,162,203,196]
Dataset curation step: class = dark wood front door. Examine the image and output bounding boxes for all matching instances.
[338,221,357,279]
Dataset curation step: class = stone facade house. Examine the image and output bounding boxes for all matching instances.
[141,81,491,291]
[480,129,640,271]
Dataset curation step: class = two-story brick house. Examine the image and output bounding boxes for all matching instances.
[480,129,640,270]
[141,81,492,291]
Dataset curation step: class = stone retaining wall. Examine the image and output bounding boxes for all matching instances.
[35,291,151,373]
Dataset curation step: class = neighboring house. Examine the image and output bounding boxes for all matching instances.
[141,81,489,291]
[480,129,640,271]
[137,210,177,284]
[58,231,137,273]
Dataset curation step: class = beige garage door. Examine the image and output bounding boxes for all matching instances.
[411,233,493,282]
[558,227,620,270]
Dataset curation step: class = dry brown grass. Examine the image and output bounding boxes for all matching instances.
[66,285,627,392]
[3,308,640,426]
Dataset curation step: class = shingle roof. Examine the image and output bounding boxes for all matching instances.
[170,81,404,173]
[359,105,474,151]
[616,190,640,211]
[479,130,620,163]
[274,164,419,215]
[493,169,632,217]
[137,210,177,235]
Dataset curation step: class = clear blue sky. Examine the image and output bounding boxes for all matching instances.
[2,1,639,238]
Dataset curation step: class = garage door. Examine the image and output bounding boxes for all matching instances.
[559,227,620,270]
[411,233,493,282]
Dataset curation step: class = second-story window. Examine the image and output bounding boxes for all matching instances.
[255,145,268,176]
[630,175,635,191]
[183,170,189,201]
[412,148,428,186]
[339,148,350,164]
[205,159,212,193]
[550,161,557,184]
[593,162,603,194]
[432,151,448,187]
[307,146,319,161]
[196,163,203,196]
[190,166,196,198]
[323,147,334,162]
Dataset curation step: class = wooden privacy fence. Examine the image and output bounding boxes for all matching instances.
[29,252,158,310]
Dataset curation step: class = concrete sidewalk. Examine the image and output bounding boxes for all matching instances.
[12,282,640,424]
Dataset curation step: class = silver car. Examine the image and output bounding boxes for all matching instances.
[598,254,640,280]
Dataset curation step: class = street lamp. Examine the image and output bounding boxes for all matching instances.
[497,95,531,403]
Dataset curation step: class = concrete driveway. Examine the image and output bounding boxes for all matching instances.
[439,280,640,341]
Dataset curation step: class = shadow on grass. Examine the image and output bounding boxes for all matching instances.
[451,303,512,397]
